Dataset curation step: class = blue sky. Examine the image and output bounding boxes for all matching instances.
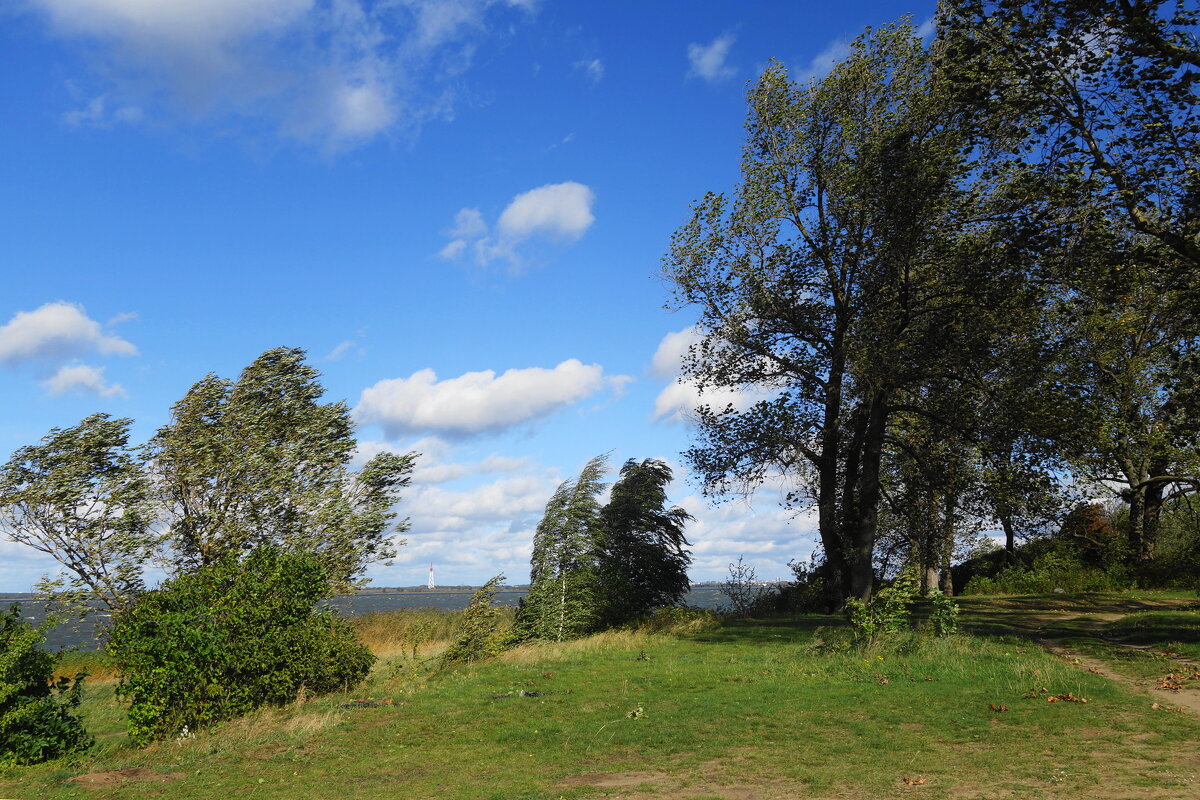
[0,0,934,591]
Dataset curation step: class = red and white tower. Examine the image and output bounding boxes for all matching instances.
[427,563,435,590]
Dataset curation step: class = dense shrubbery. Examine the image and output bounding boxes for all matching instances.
[963,549,1131,595]
[0,605,91,766]
[108,547,374,744]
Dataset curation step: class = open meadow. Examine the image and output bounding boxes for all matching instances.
[3,592,1199,800]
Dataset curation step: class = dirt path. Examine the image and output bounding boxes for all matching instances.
[1032,608,1200,718]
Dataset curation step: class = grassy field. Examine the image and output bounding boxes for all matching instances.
[3,595,1199,799]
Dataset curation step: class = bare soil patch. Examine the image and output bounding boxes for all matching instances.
[68,768,188,788]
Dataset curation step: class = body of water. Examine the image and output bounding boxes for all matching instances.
[1,586,728,651]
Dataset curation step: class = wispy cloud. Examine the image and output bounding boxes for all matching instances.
[41,363,127,398]
[572,58,604,84]
[687,33,736,83]
[27,0,537,150]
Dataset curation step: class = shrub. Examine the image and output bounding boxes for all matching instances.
[845,569,919,642]
[926,588,959,637]
[441,575,509,666]
[107,547,374,745]
[719,556,768,616]
[962,548,1131,595]
[0,605,92,766]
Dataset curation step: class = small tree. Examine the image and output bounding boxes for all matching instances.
[719,556,767,616]
[441,574,508,666]
[0,605,92,766]
[0,414,156,612]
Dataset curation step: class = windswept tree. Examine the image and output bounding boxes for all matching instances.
[147,346,417,591]
[514,453,609,642]
[596,459,692,627]
[0,414,155,611]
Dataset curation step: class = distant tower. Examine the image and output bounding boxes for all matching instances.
[427,563,436,590]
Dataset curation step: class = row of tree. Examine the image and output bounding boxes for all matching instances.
[0,347,416,610]
[664,2,1200,602]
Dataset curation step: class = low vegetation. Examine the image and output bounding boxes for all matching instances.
[2,591,1198,799]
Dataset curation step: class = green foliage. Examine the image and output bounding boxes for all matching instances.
[107,547,374,745]
[513,454,609,643]
[441,575,509,666]
[925,589,960,637]
[148,347,415,591]
[963,549,1131,596]
[845,570,919,641]
[0,605,91,766]
[0,414,155,611]
[631,606,721,636]
[516,455,694,641]
[596,459,692,627]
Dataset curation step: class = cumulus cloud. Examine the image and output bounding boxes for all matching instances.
[650,327,769,424]
[438,181,595,269]
[572,58,603,83]
[27,0,536,149]
[354,358,626,438]
[41,363,127,397]
[0,301,137,366]
[687,33,736,82]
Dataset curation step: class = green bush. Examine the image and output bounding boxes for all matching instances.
[441,575,509,666]
[845,569,918,642]
[963,549,1131,595]
[926,589,960,637]
[0,605,92,766]
[107,547,374,745]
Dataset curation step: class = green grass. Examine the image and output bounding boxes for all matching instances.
[3,597,1200,799]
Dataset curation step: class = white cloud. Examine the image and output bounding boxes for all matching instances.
[649,326,772,424]
[41,363,127,397]
[496,182,594,241]
[799,37,851,81]
[28,0,536,149]
[687,33,736,82]
[438,181,596,268]
[355,358,625,438]
[0,301,137,365]
[572,58,603,83]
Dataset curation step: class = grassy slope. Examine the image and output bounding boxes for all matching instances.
[2,596,1199,800]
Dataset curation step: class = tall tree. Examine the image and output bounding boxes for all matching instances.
[514,454,609,642]
[596,459,693,626]
[147,347,415,590]
[0,414,155,611]
[664,22,1010,600]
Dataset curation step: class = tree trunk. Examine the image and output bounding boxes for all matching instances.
[1141,463,1168,561]
[849,390,889,601]
[999,511,1016,562]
